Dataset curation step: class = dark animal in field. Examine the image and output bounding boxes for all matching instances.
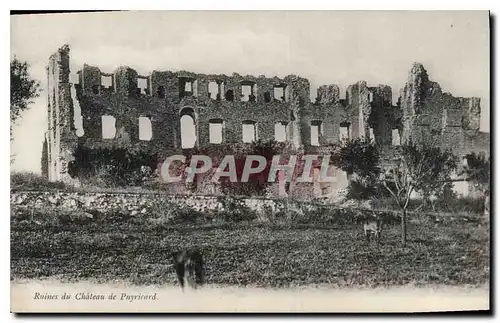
[363,214,383,242]
[171,249,205,291]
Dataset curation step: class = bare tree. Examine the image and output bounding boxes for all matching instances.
[381,142,457,245]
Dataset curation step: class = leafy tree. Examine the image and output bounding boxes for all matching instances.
[461,152,490,216]
[381,141,457,245]
[41,136,49,179]
[329,138,382,200]
[414,146,458,212]
[11,57,41,133]
[462,152,490,193]
[331,138,381,178]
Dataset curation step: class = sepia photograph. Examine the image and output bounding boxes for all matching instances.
[9,10,491,313]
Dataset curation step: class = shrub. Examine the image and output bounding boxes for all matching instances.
[69,145,160,187]
[10,172,71,191]
[345,180,392,201]
[219,197,258,222]
[433,196,485,214]
[168,209,208,225]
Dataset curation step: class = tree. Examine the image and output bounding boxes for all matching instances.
[11,57,41,139]
[462,153,490,192]
[381,142,457,245]
[41,136,49,179]
[462,152,490,216]
[329,138,382,200]
[414,146,458,212]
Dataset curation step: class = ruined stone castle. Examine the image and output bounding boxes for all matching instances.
[43,45,489,198]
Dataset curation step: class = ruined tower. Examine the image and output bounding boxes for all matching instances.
[399,62,489,158]
[46,45,79,183]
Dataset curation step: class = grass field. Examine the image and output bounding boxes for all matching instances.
[10,206,490,289]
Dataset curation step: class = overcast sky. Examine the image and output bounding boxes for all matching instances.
[10,11,490,174]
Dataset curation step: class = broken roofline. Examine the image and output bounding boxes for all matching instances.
[61,44,395,95]
[57,44,484,105]
[74,63,304,87]
[159,154,341,183]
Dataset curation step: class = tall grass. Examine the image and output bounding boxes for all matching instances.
[10,172,72,192]
[10,207,490,287]
[371,196,485,215]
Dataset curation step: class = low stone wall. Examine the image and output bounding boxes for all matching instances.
[10,190,487,226]
[10,190,322,216]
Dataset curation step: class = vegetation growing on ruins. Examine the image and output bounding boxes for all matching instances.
[10,138,489,285]
[10,44,491,291]
[67,145,161,187]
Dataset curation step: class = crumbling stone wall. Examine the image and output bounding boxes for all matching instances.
[46,45,78,184]
[300,81,400,149]
[10,191,324,217]
[399,63,489,158]
[368,85,395,146]
[303,84,349,146]
[44,45,489,199]
[74,62,312,148]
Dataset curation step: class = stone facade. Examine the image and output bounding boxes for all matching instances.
[10,191,485,223]
[44,45,489,197]
[399,62,489,157]
[10,191,323,218]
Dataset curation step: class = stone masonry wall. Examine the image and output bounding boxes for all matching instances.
[45,45,489,196]
[10,191,323,217]
[46,45,79,184]
[399,63,489,158]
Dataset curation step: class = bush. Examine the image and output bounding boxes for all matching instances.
[345,180,392,201]
[10,206,96,229]
[219,197,258,223]
[167,209,209,225]
[289,206,340,225]
[433,196,485,214]
[145,199,208,225]
[10,172,71,191]
[69,146,159,187]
